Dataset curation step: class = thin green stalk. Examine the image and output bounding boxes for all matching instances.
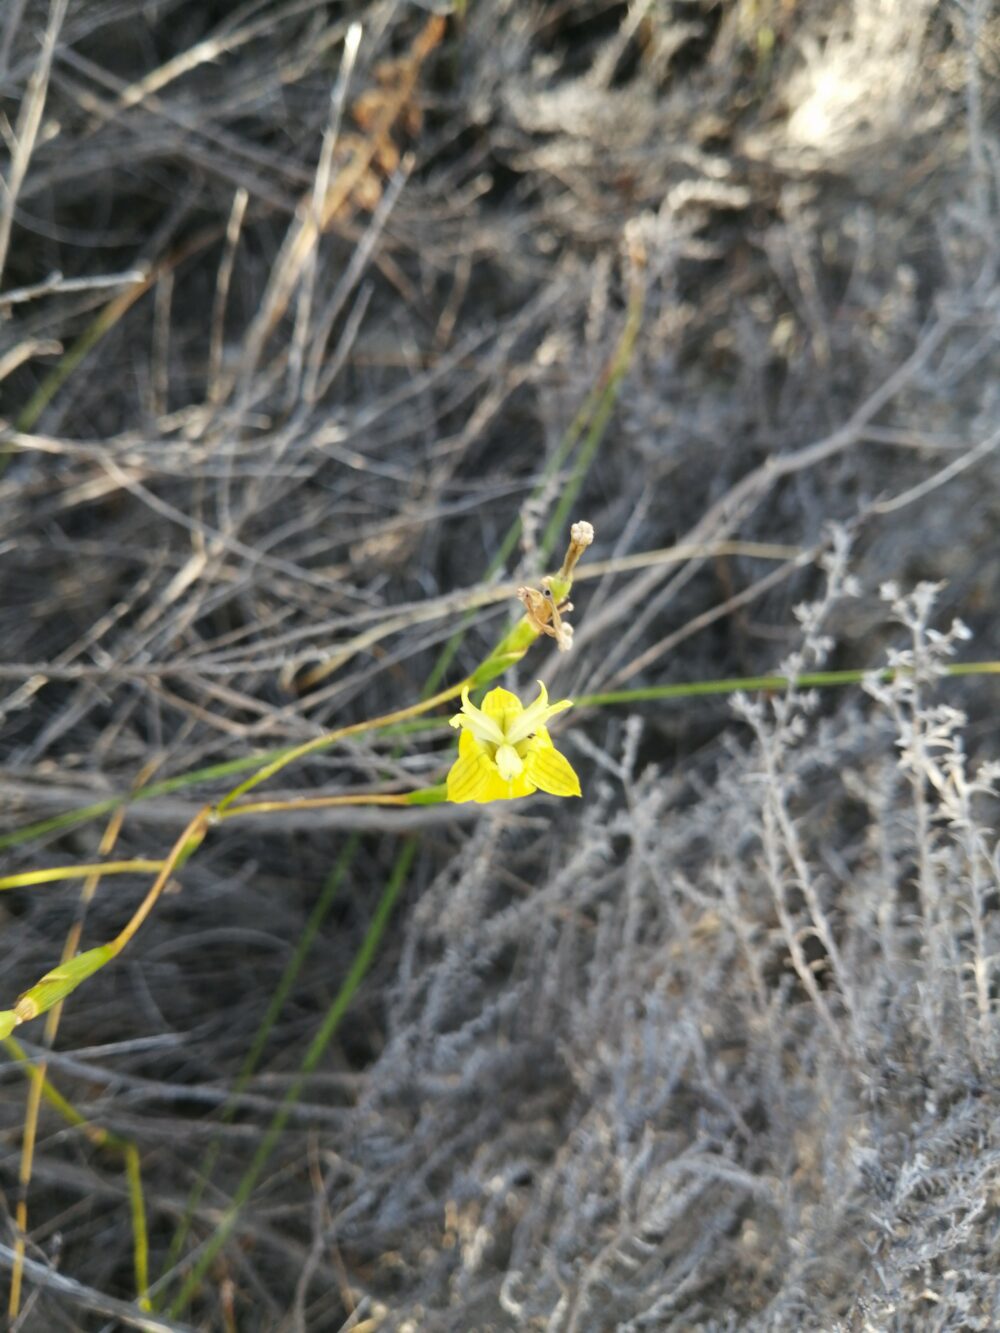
[0,719,441,853]
[573,660,1000,708]
[0,279,151,478]
[0,861,165,891]
[165,839,417,1317]
[124,1144,151,1310]
[539,269,644,558]
[161,836,359,1275]
[2,1035,150,1308]
[1,224,225,478]
[424,279,644,698]
[214,685,466,815]
[422,381,599,697]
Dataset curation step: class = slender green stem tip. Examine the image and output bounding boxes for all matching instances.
[573,661,1000,709]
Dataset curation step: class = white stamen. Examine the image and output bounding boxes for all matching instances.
[495,743,523,781]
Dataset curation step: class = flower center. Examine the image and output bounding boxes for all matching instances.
[494,742,524,780]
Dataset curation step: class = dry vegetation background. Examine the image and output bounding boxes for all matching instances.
[2,0,1000,1329]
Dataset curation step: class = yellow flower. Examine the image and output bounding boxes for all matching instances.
[446,681,582,804]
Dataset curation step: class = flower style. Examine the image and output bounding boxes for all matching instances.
[446,681,581,804]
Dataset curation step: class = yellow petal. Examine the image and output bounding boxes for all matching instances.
[481,686,520,715]
[523,740,581,798]
[487,770,536,802]
[481,686,523,733]
[450,734,537,802]
[447,747,499,803]
[447,750,536,803]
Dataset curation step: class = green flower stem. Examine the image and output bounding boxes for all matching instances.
[214,683,467,814]
[2,1035,150,1307]
[0,719,442,853]
[160,836,360,1282]
[166,839,417,1318]
[573,661,1000,709]
[0,861,165,891]
[424,271,644,698]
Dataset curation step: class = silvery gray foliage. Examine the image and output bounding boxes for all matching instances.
[313,574,1000,1330]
